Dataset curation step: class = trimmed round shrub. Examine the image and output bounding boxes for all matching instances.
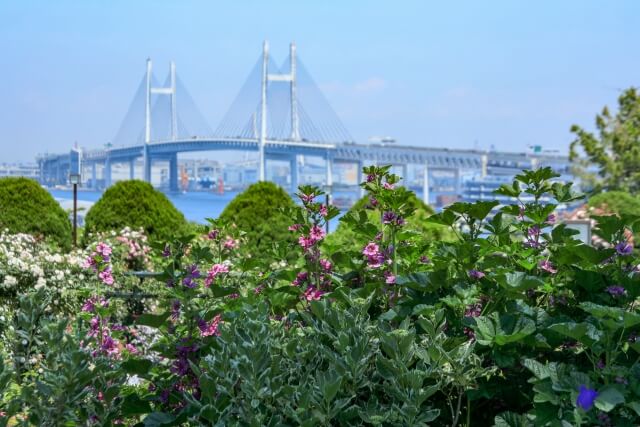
[84,180,187,245]
[219,181,296,257]
[325,192,454,250]
[0,177,71,249]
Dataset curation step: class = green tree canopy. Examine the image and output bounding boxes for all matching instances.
[0,177,71,249]
[219,181,296,257]
[84,180,187,245]
[570,87,640,193]
[587,191,640,217]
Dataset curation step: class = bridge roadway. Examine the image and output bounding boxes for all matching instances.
[37,137,570,200]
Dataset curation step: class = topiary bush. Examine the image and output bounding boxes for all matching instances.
[325,190,454,252]
[0,177,71,249]
[219,181,296,258]
[83,180,187,245]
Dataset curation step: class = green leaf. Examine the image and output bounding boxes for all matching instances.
[136,312,170,328]
[494,411,533,427]
[143,412,176,427]
[471,313,536,346]
[121,358,153,376]
[122,393,152,416]
[594,386,625,412]
[548,322,603,346]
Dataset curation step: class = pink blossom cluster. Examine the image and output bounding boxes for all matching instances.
[298,225,326,251]
[198,314,222,337]
[362,242,386,268]
[87,316,122,359]
[303,285,325,301]
[204,263,230,287]
[84,242,115,286]
[81,296,109,313]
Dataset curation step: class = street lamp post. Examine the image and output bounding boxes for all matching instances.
[69,173,81,247]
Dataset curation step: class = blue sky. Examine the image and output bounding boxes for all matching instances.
[0,0,638,162]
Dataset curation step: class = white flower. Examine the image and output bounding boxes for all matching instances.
[35,277,46,289]
[2,275,17,287]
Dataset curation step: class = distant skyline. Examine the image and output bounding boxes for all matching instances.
[1,1,639,162]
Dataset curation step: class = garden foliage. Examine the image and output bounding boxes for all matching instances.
[325,190,454,253]
[0,177,71,249]
[83,180,187,246]
[2,166,640,426]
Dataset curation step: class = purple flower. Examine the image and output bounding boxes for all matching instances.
[162,244,171,258]
[615,241,633,256]
[596,359,605,369]
[606,285,627,297]
[420,255,431,264]
[182,277,197,288]
[545,214,557,225]
[366,173,376,183]
[186,264,200,279]
[207,229,219,240]
[527,225,541,237]
[468,269,485,279]
[538,260,557,274]
[576,385,598,411]
[382,211,397,224]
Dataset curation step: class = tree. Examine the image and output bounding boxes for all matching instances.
[83,180,187,245]
[0,177,71,249]
[569,87,640,193]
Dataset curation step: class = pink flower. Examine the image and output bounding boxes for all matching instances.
[538,259,557,274]
[292,271,308,286]
[98,269,114,285]
[125,343,138,354]
[383,182,395,190]
[319,259,332,271]
[95,242,112,258]
[288,224,302,232]
[198,314,222,337]
[319,204,328,217]
[303,286,325,301]
[309,225,326,242]
[362,242,380,257]
[83,256,97,271]
[367,253,386,268]
[298,236,314,250]
[224,238,239,250]
[205,263,230,287]
[300,193,315,204]
[384,272,396,284]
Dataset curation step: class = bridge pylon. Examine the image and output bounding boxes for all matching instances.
[144,58,178,182]
[258,40,301,181]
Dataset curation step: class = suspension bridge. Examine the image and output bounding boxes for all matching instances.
[37,41,570,203]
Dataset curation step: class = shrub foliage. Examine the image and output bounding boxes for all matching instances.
[219,181,296,257]
[0,177,71,248]
[83,180,187,244]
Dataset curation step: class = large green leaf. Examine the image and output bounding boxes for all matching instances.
[472,313,536,346]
